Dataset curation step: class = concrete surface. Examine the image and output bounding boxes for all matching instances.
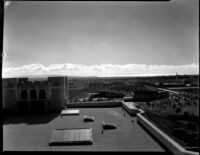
[3,107,167,152]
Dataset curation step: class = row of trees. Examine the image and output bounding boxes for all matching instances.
[147,94,198,116]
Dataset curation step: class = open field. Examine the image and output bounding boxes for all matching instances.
[168,87,199,95]
[67,75,199,102]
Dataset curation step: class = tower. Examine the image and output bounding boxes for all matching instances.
[47,76,66,111]
[3,78,18,112]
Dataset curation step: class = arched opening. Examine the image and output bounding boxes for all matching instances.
[30,89,37,100]
[39,89,46,99]
[21,89,28,100]
[30,89,45,113]
[19,89,29,112]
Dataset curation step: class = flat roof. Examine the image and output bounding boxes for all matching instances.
[3,107,166,152]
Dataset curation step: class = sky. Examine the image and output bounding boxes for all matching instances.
[3,0,199,77]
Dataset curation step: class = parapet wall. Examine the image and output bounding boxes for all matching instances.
[137,113,198,155]
[121,101,142,116]
[67,101,122,108]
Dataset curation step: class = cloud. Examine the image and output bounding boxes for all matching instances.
[2,63,199,78]
[4,1,12,9]
[2,50,6,60]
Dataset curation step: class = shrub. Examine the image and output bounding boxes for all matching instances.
[183,111,189,116]
[187,101,191,106]
[173,104,176,110]
[176,107,182,114]
[186,122,197,130]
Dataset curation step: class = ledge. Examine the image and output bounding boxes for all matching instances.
[66,101,122,108]
[137,113,198,155]
[121,101,143,115]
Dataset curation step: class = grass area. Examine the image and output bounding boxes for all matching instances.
[142,110,199,152]
[69,88,89,102]
[168,87,199,95]
[67,75,199,102]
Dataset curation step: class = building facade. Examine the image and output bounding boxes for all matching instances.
[2,76,68,113]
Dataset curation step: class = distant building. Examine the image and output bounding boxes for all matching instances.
[2,76,68,113]
[162,82,185,87]
[87,91,125,101]
[131,86,169,102]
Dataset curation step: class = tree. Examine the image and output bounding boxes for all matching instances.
[186,122,196,130]
[187,101,191,106]
[193,101,197,106]
[173,104,176,111]
[183,111,189,117]
[175,107,182,114]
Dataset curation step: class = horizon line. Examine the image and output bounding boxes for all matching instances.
[2,73,199,79]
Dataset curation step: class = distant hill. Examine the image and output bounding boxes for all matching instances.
[2,74,198,80]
